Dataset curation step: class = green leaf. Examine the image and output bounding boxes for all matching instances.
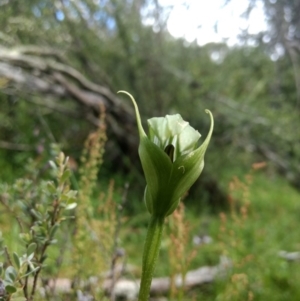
[30,209,42,220]
[48,160,57,170]
[60,169,71,184]
[27,253,34,261]
[65,203,77,210]
[49,224,59,238]
[46,181,56,194]
[12,253,20,269]
[19,233,31,244]
[0,262,3,275]
[61,190,77,202]
[66,190,77,199]
[27,243,37,257]
[5,284,17,294]
[5,266,17,283]
[28,261,35,272]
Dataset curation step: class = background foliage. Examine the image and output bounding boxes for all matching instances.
[0,0,300,300]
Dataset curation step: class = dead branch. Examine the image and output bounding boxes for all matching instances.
[45,256,231,299]
[0,45,138,153]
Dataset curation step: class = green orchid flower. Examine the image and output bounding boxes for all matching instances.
[119,91,214,218]
[118,91,214,301]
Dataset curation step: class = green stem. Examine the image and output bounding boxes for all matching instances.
[138,215,165,301]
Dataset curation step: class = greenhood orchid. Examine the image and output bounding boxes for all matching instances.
[119,91,214,218]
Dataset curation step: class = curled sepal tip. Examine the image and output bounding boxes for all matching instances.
[118,90,146,138]
[204,110,214,149]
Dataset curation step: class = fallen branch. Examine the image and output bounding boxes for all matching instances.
[0,45,138,154]
[45,256,231,299]
[279,251,300,261]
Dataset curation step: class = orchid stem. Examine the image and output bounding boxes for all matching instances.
[138,215,165,301]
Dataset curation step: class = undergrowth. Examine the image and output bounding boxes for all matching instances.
[0,117,300,301]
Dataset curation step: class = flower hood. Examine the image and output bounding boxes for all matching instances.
[119,91,214,217]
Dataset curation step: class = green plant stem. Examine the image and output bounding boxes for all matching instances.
[138,215,165,301]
